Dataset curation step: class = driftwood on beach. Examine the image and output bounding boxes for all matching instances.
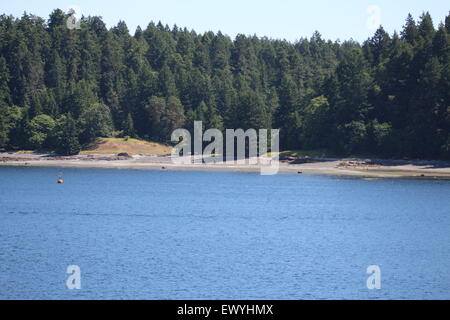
[1,152,450,179]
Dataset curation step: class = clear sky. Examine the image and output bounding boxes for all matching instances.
[1,0,449,42]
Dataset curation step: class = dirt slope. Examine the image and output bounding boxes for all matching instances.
[81,138,172,155]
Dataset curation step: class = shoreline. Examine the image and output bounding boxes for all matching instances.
[1,152,450,179]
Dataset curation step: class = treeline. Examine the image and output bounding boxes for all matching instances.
[0,9,449,158]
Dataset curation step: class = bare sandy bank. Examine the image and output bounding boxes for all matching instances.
[1,152,450,179]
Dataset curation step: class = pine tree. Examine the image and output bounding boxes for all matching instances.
[368,26,391,64]
[433,24,450,63]
[401,14,419,45]
[0,57,11,106]
[0,11,448,159]
[418,12,435,44]
[78,103,114,144]
[124,112,135,137]
[54,114,81,155]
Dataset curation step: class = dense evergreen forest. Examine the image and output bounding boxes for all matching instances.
[0,9,449,158]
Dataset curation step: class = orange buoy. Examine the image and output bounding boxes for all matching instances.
[57,171,64,184]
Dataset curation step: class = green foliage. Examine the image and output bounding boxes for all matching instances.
[301,96,330,149]
[337,121,368,155]
[78,103,114,144]
[146,95,185,141]
[0,105,23,148]
[123,113,135,137]
[26,114,56,149]
[0,11,448,159]
[52,114,81,155]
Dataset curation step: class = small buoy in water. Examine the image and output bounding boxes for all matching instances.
[57,171,64,183]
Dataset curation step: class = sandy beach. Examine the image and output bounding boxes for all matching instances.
[1,152,450,179]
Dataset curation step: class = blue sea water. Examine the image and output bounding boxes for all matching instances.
[0,166,449,300]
